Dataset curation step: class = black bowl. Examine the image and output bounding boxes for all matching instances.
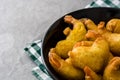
[41,7,120,80]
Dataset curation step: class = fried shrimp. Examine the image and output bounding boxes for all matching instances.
[85,21,120,56]
[84,66,102,80]
[69,37,110,72]
[55,15,86,58]
[106,19,120,33]
[103,57,120,80]
[48,16,120,80]
[49,48,84,80]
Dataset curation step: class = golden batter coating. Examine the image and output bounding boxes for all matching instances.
[84,66,102,80]
[48,16,120,80]
[106,19,120,33]
[103,57,120,80]
[69,37,111,72]
[55,15,86,58]
[85,21,120,56]
[49,48,84,80]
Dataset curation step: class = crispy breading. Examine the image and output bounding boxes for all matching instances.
[85,20,120,56]
[69,37,111,72]
[106,19,120,33]
[103,57,120,80]
[49,48,84,80]
[84,66,102,80]
[55,15,86,58]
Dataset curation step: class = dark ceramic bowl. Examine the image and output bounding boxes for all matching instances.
[41,7,120,80]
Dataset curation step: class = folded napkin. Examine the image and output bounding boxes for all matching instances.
[24,0,120,80]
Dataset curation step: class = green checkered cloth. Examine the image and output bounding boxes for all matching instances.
[24,0,120,80]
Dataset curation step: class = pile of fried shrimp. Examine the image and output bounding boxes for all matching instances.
[48,15,120,80]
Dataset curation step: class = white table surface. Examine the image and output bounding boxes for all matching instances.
[0,0,93,80]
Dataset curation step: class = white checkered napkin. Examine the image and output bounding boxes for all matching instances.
[32,67,53,80]
[24,0,120,80]
[86,0,120,8]
[24,40,53,80]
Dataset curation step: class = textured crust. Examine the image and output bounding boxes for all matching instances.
[48,15,120,80]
